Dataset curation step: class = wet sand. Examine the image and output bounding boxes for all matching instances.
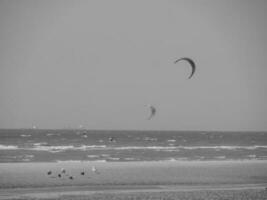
[0,160,267,199]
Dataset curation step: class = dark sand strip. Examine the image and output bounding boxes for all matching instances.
[1,184,267,200]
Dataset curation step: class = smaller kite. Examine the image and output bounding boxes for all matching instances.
[146,105,156,120]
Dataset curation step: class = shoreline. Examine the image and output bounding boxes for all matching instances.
[1,160,267,187]
[1,160,267,199]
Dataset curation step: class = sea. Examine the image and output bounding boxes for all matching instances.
[0,129,267,163]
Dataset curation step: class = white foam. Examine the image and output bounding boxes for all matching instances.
[56,160,83,163]
[87,155,99,158]
[2,144,267,152]
[0,145,19,150]
[124,157,135,161]
[25,154,34,158]
[20,134,31,137]
[30,145,267,152]
[101,154,110,157]
[248,155,257,158]
[167,158,177,162]
[178,145,267,150]
[111,145,267,150]
[31,145,107,152]
[215,156,226,159]
[144,137,158,141]
[33,142,48,146]
[113,146,177,150]
[94,159,107,162]
[108,157,120,161]
[22,158,31,161]
[36,145,77,152]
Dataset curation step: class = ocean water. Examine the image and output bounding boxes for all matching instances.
[0,129,267,162]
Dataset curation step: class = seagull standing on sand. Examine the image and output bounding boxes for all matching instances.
[61,168,66,174]
[92,166,99,174]
[109,137,116,142]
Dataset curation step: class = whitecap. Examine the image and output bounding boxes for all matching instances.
[124,158,135,161]
[248,155,257,158]
[215,156,226,159]
[167,158,177,162]
[22,158,31,161]
[25,155,34,158]
[94,159,107,162]
[101,154,110,157]
[108,157,120,161]
[56,160,83,163]
[0,145,19,150]
[21,134,31,137]
[31,145,107,152]
[87,155,99,158]
[144,137,158,141]
[33,142,48,146]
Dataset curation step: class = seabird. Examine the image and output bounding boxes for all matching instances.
[47,170,52,175]
[61,168,66,174]
[81,171,85,175]
[92,166,100,174]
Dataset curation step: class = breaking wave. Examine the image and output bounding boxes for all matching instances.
[1,144,267,152]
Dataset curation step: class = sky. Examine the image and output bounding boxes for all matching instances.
[0,0,267,131]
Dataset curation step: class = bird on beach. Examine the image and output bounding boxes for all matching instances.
[69,176,74,180]
[58,174,62,178]
[92,166,100,174]
[47,170,52,175]
[61,168,66,174]
[81,171,85,175]
[109,137,116,142]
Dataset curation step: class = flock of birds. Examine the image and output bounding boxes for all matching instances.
[47,166,100,180]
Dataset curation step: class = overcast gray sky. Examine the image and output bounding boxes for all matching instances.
[0,0,267,131]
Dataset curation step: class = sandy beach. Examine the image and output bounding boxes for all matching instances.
[0,160,267,199]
